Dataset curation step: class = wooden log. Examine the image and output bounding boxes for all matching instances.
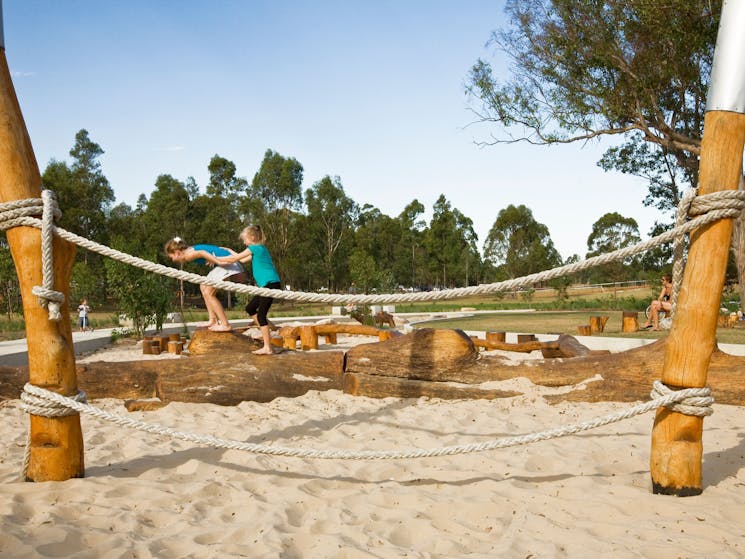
[577,325,591,336]
[314,323,401,339]
[343,372,521,400]
[167,340,183,354]
[346,328,479,382]
[471,337,543,353]
[517,334,536,343]
[622,311,638,333]
[4,336,745,405]
[187,329,262,355]
[300,325,319,350]
[589,316,609,333]
[651,108,745,496]
[278,325,300,350]
[1,349,345,405]
[0,48,84,481]
[124,399,168,412]
[323,332,338,344]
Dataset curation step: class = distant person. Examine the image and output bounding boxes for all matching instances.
[77,298,91,332]
[215,225,281,354]
[641,273,673,331]
[164,237,248,332]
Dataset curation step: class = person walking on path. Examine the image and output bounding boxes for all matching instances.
[77,299,91,332]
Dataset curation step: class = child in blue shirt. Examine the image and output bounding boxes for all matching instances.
[164,237,247,332]
[215,225,281,354]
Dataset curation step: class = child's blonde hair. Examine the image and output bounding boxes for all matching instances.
[241,224,265,244]
[164,237,189,254]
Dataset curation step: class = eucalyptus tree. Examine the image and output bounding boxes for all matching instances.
[304,175,358,291]
[41,130,115,302]
[466,1,736,290]
[484,204,561,281]
[586,212,642,283]
[246,149,304,284]
[425,195,480,288]
[196,155,247,249]
[41,129,115,261]
[397,200,427,289]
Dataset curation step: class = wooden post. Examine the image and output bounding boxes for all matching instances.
[622,311,638,333]
[486,331,506,344]
[0,46,84,480]
[589,315,609,334]
[299,325,318,350]
[650,110,745,495]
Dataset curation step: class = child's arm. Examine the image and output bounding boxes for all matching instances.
[214,247,252,265]
[189,249,221,266]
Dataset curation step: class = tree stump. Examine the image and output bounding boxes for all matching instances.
[486,331,506,343]
[590,315,609,333]
[622,311,639,332]
[577,325,591,336]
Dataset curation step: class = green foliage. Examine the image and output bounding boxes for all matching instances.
[586,212,642,283]
[104,237,173,338]
[0,236,22,320]
[484,204,562,280]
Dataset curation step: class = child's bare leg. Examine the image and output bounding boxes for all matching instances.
[203,286,231,331]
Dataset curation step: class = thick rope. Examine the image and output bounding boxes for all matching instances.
[670,188,698,319]
[18,386,88,481]
[0,193,65,320]
[18,381,712,463]
[1,190,744,306]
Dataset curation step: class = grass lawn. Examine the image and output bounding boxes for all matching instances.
[414,310,745,345]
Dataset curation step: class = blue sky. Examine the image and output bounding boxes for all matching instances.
[3,0,659,259]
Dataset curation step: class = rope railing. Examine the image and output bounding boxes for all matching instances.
[1,188,743,308]
[18,381,713,463]
[3,187,734,477]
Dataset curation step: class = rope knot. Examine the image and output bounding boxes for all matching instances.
[20,382,87,418]
[650,380,714,417]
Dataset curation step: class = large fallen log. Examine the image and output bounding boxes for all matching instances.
[0,349,345,406]
[3,330,745,406]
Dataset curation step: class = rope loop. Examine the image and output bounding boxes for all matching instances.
[649,380,714,417]
[20,382,87,418]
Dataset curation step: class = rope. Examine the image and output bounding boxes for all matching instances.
[670,188,698,318]
[0,192,65,320]
[18,386,88,480]
[18,381,712,463]
[1,190,743,307]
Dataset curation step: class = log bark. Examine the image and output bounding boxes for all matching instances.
[345,328,479,381]
[3,336,745,405]
[0,48,84,480]
[343,372,520,400]
[651,109,745,496]
[2,349,345,405]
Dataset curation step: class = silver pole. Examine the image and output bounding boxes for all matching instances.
[706,0,745,114]
[0,0,5,50]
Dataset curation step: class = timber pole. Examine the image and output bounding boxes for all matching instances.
[650,0,745,495]
[0,4,84,480]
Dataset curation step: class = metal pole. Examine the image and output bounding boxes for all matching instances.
[1,0,5,51]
